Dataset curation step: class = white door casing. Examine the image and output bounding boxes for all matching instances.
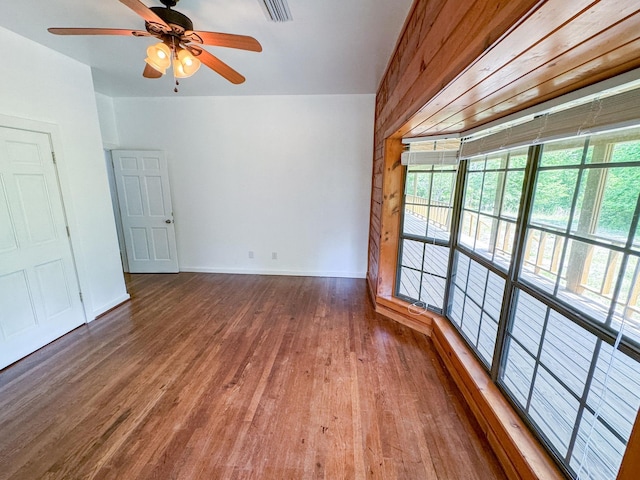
[105,150,129,273]
[0,126,85,369]
[111,150,178,273]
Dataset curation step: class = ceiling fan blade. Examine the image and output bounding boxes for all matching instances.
[119,0,169,29]
[189,48,245,84]
[187,31,262,52]
[48,27,150,37]
[143,64,163,78]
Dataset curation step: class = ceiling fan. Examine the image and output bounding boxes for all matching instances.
[48,0,262,87]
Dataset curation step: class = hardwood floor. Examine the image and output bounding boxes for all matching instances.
[0,273,506,479]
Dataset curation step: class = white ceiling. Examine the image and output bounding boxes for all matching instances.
[0,0,413,97]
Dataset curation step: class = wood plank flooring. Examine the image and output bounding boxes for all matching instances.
[0,273,506,479]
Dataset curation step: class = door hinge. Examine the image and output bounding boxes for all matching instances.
[52,152,56,164]
[66,226,70,237]
[79,291,83,302]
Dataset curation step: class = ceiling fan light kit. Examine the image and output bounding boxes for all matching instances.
[174,48,201,78]
[145,42,171,74]
[48,0,262,90]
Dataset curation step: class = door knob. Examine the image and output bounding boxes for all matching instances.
[165,219,172,224]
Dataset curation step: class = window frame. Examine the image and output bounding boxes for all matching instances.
[395,163,458,313]
[395,128,640,480]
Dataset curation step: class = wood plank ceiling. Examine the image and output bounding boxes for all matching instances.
[398,0,640,139]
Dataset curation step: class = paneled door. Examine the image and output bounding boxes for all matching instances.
[0,126,85,369]
[111,150,178,273]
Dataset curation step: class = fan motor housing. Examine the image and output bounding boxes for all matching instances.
[148,6,193,34]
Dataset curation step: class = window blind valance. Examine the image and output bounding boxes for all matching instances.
[459,87,640,159]
[400,150,459,166]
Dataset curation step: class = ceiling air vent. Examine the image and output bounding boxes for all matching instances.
[259,0,293,22]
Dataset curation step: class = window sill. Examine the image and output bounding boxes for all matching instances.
[374,295,434,336]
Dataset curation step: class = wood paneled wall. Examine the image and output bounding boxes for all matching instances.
[368,0,640,301]
[401,0,640,138]
[367,1,640,478]
[367,0,542,301]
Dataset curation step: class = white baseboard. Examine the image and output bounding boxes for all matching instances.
[89,293,131,321]
[179,266,366,279]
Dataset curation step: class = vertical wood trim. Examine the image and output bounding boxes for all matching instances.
[376,137,404,298]
[617,408,640,480]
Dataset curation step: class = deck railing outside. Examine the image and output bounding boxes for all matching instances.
[457,211,640,324]
[405,195,451,231]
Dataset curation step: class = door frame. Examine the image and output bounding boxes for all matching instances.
[0,113,90,321]
[109,149,179,273]
[104,149,129,272]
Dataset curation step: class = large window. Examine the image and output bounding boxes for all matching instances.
[449,251,505,366]
[501,289,640,478]
[459,148,527,270]
[397,124,640,479]
[397,163,457,311]
[448,146,526,366]
[520,130,640,345]
[498,129,640,478]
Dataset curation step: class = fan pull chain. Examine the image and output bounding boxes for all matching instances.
[171,37,179,93]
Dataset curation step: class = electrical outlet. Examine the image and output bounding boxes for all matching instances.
[248,251,254,259]
[272,252,277,260]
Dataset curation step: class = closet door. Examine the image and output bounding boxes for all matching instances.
[111,150,179,273]
[0,126,85,369]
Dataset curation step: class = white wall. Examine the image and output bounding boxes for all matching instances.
[111,94,374,278]
[0,26,128,319]
[95,93,120,149]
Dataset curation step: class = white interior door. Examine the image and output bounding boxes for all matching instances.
[0,126,85,369]
[111,150,178,273]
